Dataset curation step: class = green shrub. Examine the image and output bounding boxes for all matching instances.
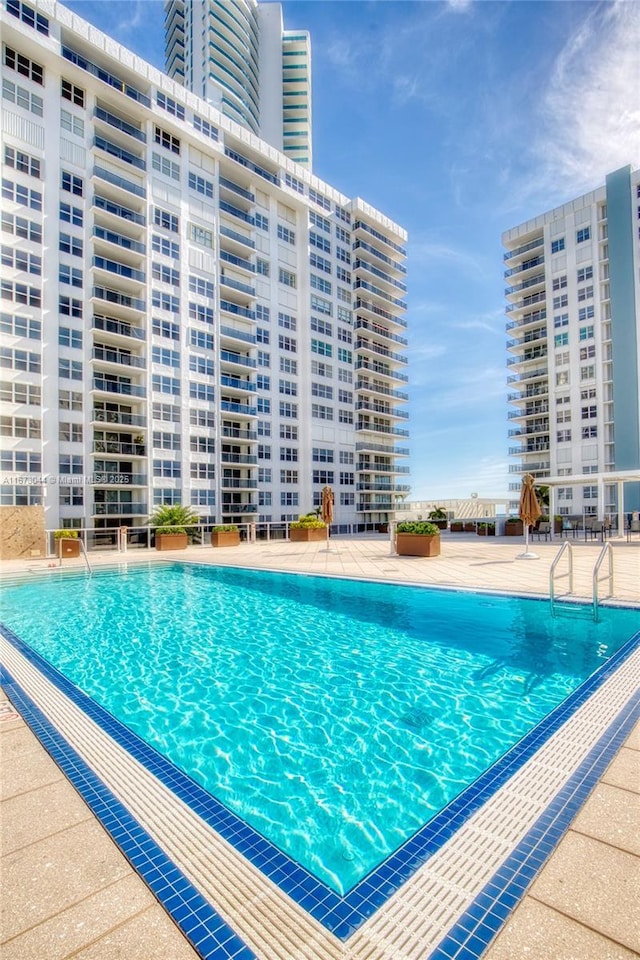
[212,524,238,532]
[290,515,326,530]
[396,521,440,536]
[150,504,199,532]
[53,529,78,539]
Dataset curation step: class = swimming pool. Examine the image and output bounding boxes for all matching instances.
[1,561,638,897]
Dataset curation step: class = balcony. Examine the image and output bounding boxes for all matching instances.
[220,200,254,225]
[222,426,257,441]
[94,105,146,143]
[221,478,258,490]
[353,259,407,294]
[93,195,145,228]
[220,325,256,346]
[92,502,148,516]
[356,401,409,419]
[356,483,411,493]
[220,349,256,369]
[504,255,544,278]
[355,359,409,383]
[220,502,258,514]
[220,399,256,417]
[354,318,408,347]
[352,239,406,275]
[352,220,406,257]
[220,250,255,273]
[357,462,411,474]
[357,501,396,513]
[93,226,146,256]
[220,300,255,320]
[505,291,546,314]
[94,135,146,171]
[220,453,257,465]
[505,309,546,332]
[93,256,146,285]
[356,422,410,438]
[506,368,548,385]
[503,235,544,262]
[356,441,409,456]
[219,176,255,204]
[353,279,406,311]
[91,471,148,485]
[92,376,146,398]
[355,339,407,365]
[92,346,146,370]
[355,298,407,329]
[92,408,146,427]
[92,314,145,341]
[220,374,256,392]
[92,439,146,457]
[92,286,146,316]
[219,225,255,250]
[355,380,408,402]
[62,45,151,108]
[93,165,146,199]
[505,273,545,297]
[220,278,256,303]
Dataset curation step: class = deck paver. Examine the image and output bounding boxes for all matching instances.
[1,536,638,959]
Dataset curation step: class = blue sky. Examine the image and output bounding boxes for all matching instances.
[65,0,640,500]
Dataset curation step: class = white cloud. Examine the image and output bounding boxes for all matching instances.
[535,1,640,195]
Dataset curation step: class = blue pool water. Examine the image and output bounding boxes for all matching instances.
[1,562,638,894]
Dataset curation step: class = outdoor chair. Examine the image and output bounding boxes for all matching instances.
[532,521,551,541]
[626,519,640,542]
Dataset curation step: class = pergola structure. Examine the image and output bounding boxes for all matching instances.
[541,469,640,539]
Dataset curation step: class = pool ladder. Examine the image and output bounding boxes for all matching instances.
[549,541,613,621]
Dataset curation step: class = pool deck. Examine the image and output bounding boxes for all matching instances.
[1,533,639,959]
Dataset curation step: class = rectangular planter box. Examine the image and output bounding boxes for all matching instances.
[56,538,80,558]
[477,527,495,536]
[396,533,441,557]
[211,531,240,547]
[289,527,327,542]
[155,533,188,551]
[505,521,524,536]
[450,523,464,533]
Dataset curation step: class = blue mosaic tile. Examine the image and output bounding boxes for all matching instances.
[2,612,638,951]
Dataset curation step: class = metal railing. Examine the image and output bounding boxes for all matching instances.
[592,542,614,622]
[549,541,574,617]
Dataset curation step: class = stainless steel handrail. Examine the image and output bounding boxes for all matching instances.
[592,542,613,622]
[549,541,573,616]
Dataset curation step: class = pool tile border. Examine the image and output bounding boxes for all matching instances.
[1,568,639,959]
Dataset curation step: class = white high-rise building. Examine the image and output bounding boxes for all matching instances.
[0,0,409,539]
[504,165,640,520]
[164,0,312,169]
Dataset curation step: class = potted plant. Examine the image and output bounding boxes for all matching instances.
[289,514,328,542]
[211,524,240,547]
[133,434,145,455]
[428,507,448,531]
[396,520,441,557]
[504,517,524,536]
[477,522,495,537]
[53,529,81,558]
[450,521,463,533]
[463,522,476,532]
[150,504,198,550]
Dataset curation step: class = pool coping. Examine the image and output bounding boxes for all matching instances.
[1,562,639,960]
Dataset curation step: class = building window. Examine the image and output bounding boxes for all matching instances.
[576,227,591,243]
[154,126,180,154]
[2,77,43,115]
[61,171,83,196]
[277,224,295,244]
[189,224,212,248]
[188,171,213,198]
[61,78,84,106]
[551,238,565,254]
[4,145,40,178]
[154,208,179,232]
[255,213,269,231]
[3,45,44,84]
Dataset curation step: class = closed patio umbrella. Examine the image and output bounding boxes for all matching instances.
[518,473,542,559]
[321,484,334,528]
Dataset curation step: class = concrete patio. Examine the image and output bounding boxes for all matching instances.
[1,533,639,959]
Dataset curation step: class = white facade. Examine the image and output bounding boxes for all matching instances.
[0,0,408,534]
[504,166,640,518]
[164,0,312,169]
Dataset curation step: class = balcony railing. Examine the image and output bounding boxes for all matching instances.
[220,200,254,225]
[356,442,409,456]
[220,478,258,489]
[94,105,146,142]
[355,380,408,401]
[220,325,256,345]
[92,314,145,340]
[62,46,151,107]
[93,286,146,312]
[220,225,255,249]
[93,165,146,198]
[503,236,544,262]
[219,176,255,202]
[220,300,255,320]
[220,374,256,392]
[355,339,408,365]
[220,350,256,368]
[352,219,406,256]
[93,502,148,515]
[92,377,146,398]
[93,195,145,227]
[220,400,256,416]
[220,453,257,465]
[354,319,408,347]
[93,256,145,283]
[93,346,146,369]
[93,440,146,456]
[353,259,407,293]
[356,422,410,437]
[92,409,146,427]
[93,226,146,255]
[355,298,407,328]
[220,250,255,272]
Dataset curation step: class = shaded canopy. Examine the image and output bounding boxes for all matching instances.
[321,485,334,524]
[518,474,542,528]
